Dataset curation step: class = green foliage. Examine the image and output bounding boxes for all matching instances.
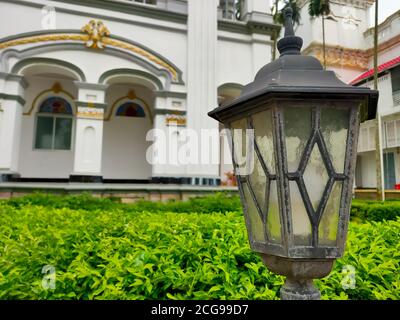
[308,0,331,17]
[274,0,301,26]
[351,199,400,222]
[0,194,398,300]
[4,192,241,214]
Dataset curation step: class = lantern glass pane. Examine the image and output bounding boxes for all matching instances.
[319,182,342,246]
[252,109,275,174]
[321,107,350,173]
[285,106,313,172]
[242,183,265,242]
[289,181,312,245]
[249,153,268,213]
[266,180,281,244]
[231,118,248,175]
[303,144,329,211]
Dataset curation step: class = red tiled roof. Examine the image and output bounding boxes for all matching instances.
[349,56,400,85]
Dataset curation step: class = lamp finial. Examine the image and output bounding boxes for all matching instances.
[277,6,303,56]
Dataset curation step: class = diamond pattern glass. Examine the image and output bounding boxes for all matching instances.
[242,183,265,242]
[303,144,330,212]
[319,182,342,246]
[320,107,350,173]
[285,106,312,172]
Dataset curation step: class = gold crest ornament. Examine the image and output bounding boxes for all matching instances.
[81,20,110,49]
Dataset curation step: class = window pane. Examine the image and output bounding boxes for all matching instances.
[35,117,54,149]
[231,118,250,175]
[252,109,275,174]
[318,182,342,246]
[284,106,313,172]
[266,180,281,244]
[54,118,72,150]
[320,107,349,173]
[303,144,329,211]
[289,181,312,246]
[242,182,265,243]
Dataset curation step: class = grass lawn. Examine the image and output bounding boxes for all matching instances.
[0,193,399,300]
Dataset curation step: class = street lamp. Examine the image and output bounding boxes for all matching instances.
[208,8,378,300]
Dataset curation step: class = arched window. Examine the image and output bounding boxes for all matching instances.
[34,96,73,150]
[116,101,146,118]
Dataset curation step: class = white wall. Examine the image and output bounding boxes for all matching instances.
[0,0,188,81]
[358,152,376,188]
[102,84,153,180]
[18,76,77,178]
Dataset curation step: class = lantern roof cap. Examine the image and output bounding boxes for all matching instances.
[209,8,378,122]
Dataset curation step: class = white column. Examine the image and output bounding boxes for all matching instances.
[242,0,271,16]
[71,83,107,181]
[251,33,272,76]
[187,0,220,179]
[0,74,27,178]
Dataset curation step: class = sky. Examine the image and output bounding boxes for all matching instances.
[368,0,400,26]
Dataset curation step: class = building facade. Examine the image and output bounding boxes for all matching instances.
[0,0,279,193]
[296,0,400,192]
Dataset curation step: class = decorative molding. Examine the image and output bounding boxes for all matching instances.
[98,68,165,90]
[11,57,87,82]
[81,20,110,50]
[0,23,180,82]
[297,0,375,9]
[74,81,109,91]
[165,114,186,127]
[25,82,75,115]
[154,91,187,99]
[51,0,188,24]
[154,108,186,116]
[0,72,29,88]
[365,34,400,58]
[106,90,153,123]
[302,42,368,70]
[75,101,107,109]
[0,93,25,106]
[77,106,104,120]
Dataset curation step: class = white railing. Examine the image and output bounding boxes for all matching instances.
[393,90,400,106]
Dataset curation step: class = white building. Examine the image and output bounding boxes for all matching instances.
[296,0,400,194]
[1,0,399,199]
[0,0,279,198]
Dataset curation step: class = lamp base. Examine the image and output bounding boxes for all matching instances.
[280,278,321,300]
[259,254,335,300]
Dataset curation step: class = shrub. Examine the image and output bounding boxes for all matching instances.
[0,196,398,300]
[351,199,400,222]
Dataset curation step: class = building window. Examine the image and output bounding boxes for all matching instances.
[391,66,400,105]
[34,97,73,150]
[133,0,157,5]
[116,101,146,117]
[220,0,242,20]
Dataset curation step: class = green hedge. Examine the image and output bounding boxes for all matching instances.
[0,196,399,300]
[351,199,400,222]
[4,192,400,222]
[4,192,241,214]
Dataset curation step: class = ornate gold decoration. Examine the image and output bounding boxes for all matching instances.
[165,114,186,127]
[77,106,104,120]
[102,38,178,80]
[0,25,178,81]
[106,91,153,123]
[127,90,136,100]
[52,82,63,93]
[302,42,368,70]
[25,82,75,115]
[81,20,110,50]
